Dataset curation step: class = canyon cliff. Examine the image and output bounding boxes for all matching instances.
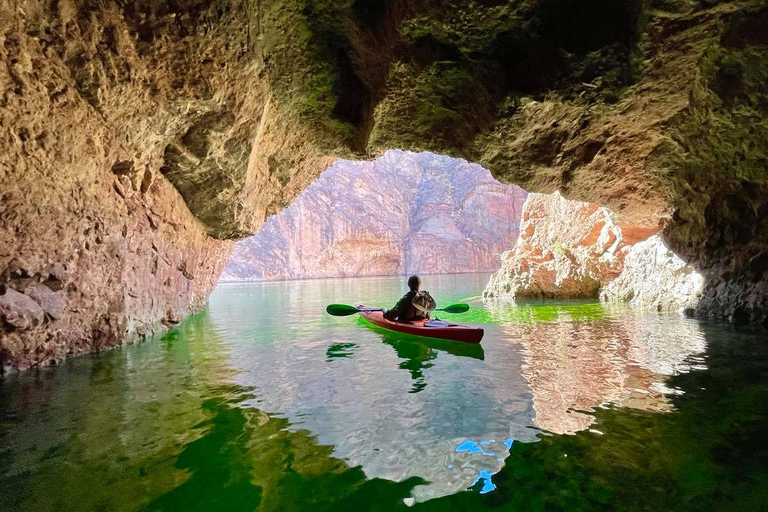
[485,193,704,311]
[221,151,527,281]
[2,0,767,370]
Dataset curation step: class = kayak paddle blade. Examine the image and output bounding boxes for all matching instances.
[440,303,470,314]
[326,304,360,316]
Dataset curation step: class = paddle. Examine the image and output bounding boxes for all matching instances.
[326,303,470,317]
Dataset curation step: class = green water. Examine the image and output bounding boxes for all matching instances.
[1,274,767,511]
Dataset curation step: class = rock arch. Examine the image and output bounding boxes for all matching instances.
[1,0,767,369]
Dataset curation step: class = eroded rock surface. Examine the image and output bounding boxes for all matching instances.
[221,151,527,281]
[484,193,703,311]
[602,235,705,312]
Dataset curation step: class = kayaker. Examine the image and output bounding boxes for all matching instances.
[384,275,432,322]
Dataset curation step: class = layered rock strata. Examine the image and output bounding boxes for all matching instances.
[484,193,704,312]
[2,0,768,369]
[221,151,527,281]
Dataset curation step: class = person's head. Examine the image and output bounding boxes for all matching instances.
[407,275,421,292]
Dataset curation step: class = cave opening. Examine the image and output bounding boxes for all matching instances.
[220,150,529,283]
[218,149,702,317]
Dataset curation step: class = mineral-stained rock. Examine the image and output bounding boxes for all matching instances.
[222,151,527,281]
[484,193,703,311]
[484,193,628,300]
[0,288,45,331]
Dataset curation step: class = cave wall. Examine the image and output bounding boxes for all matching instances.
[2,0,767,369]
[255,0,768,322]
[0,0,336,370]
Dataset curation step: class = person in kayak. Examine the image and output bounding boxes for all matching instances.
[384,275,432,322]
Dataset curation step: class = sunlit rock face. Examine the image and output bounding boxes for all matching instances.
[484,193,703,311]
[221,151,527,281]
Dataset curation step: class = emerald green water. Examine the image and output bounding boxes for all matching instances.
[1,274,768,511]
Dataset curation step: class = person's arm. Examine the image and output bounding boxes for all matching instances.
[384,292,411,320]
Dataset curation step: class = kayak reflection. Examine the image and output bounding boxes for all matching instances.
[360,319,485,393]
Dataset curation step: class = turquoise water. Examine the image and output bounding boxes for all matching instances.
[1,274,767,511]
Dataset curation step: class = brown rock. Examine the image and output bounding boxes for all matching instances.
[485,193,625,300]
[24,283,65,320]
[0,288,45,330]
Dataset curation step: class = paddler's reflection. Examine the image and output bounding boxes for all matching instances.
[375,330,485,394]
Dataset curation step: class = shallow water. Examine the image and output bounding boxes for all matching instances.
[1,274,767,511]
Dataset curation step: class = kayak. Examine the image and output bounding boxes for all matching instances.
[358,307,484,344]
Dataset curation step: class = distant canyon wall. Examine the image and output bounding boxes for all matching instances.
[485,193,704,312]
[221,151,528,281]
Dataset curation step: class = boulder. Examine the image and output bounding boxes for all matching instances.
[485,193,704,312]
[0,288,45,330]
[24,283,65,320]
[484,192,625,300]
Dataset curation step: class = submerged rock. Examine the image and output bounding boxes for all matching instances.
[484,193,703,312]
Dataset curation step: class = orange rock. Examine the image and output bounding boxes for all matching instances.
[484,192,703,311]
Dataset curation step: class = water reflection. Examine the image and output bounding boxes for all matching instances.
[0,312,424,512]
[374,327,485,394]
[326,342,359,361]
[1,274,739,511]
[409,321,768,512]
[488,301,707,434]
[209,276,534,502]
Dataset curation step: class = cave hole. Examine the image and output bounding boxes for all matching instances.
[219,150,529,283]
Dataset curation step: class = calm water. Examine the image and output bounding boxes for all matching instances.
[1,274,768,511]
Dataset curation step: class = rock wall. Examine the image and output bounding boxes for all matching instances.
[221,151,527,281]
[0,0,351,371]
[484,193,703,312]
[0,0,243,371]
[602,235,705,312]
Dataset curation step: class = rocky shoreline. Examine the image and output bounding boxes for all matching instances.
[484,193,704,314]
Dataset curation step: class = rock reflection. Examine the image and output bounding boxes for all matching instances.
[489,302,707,434]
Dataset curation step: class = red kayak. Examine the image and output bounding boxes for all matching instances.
[358,308,484,344]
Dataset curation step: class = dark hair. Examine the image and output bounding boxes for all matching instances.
[407,275,420,291]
